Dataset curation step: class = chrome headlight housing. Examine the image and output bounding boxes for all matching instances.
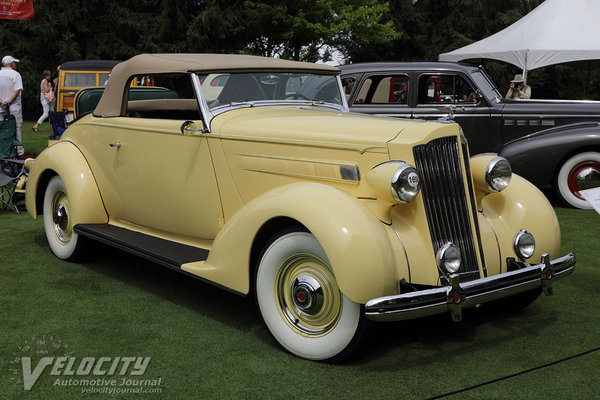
[514,229,535,260]
[391,164,421,203]
[436,243,461,275]
[485,156,512,192]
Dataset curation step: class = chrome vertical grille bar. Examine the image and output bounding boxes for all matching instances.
[413,136,481,282]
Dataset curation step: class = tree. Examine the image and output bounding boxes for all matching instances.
[242,0,398,61]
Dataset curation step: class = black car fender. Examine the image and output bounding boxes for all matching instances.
[499,122,600,186]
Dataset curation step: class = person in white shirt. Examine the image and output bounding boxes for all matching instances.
[33,69,53,132]
[0,55,24,155]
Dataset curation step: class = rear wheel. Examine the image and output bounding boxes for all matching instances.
[255,230,364,361]
[43,176,84,260]
[555,151,600,209]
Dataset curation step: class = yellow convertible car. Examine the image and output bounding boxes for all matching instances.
[25,54,575,361]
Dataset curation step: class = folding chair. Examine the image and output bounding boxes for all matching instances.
[0,158,25,213]
[0,109,25,213]
[0,109,20,159]
[48,111,67,139]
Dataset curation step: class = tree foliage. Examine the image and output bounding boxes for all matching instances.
[242,0,397,62]
[0,0,598,119]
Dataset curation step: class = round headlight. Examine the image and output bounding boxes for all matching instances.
[514,229,535,260]
[486,157,512,192]
[391,164,420,203]
[436,243,461,275]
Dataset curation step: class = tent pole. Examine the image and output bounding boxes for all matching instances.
[522,51,528,83]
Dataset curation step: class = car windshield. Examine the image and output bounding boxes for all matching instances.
[470,69,502,101]
[197,72,343,110]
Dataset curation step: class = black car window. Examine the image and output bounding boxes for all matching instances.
[418,74,478,105]
[353,74,409,104]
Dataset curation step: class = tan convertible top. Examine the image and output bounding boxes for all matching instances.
[94,53,339,117]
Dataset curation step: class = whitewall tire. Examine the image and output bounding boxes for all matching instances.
[555,152,600,209]
[256,231,364,361]
[43,176,83,260]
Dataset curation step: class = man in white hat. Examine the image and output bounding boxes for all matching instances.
[0,55,24,155]
[506,74,531,100]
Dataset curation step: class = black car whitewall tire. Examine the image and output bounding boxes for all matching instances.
[555,151,600,209]
[256,231,363,361]
[43,176,83,260]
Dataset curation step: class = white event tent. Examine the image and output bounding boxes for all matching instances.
[438,0,600,80]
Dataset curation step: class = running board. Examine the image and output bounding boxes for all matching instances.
[74,223,210,269]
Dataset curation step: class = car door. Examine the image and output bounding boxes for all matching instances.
[77,75,224,240]
[412,73,492,155]
[344,71,413,119]
[80,117,223,240]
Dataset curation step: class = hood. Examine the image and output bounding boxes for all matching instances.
[212,106,422,151]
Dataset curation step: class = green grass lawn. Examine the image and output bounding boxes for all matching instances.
[20,120,53,156]
[1,124,599,399]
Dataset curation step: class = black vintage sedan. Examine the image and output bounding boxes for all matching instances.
[339,62,600,209]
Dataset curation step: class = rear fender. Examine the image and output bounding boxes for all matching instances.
[25,141,107,225]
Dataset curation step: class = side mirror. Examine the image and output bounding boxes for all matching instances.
[180,120,205,136]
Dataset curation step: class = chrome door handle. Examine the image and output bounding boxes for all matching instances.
[109,142,121,148]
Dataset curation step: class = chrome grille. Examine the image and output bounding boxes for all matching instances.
[413,136,481,282]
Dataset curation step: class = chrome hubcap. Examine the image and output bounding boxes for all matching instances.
[53,204,68,231]
[275,254,342,337]
[292,275,324,315]
[568,161,600,199]
[51,191,72,245]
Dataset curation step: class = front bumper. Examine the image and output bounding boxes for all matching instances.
[365,253,575,322]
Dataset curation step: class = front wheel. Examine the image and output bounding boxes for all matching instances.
[555,151,600,209]
[255,230,364,361]
[43,175,84,260]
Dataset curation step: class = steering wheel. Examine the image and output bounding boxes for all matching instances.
[283,93,310,100]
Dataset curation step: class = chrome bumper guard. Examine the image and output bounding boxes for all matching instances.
[365,253,575,322]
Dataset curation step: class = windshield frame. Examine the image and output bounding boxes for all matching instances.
[191,71,348,133]
[470,67,502,103]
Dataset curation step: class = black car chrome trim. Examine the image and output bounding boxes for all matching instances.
[502,113,600,118]
[413,113,490,118]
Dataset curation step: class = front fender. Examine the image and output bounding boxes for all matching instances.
[199,183,396,304]
[25,141,107,225]
[499,123,600,186]
[480,174,560,275]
